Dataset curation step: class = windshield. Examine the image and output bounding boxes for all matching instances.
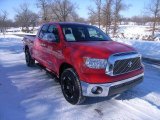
[60,24,111,42]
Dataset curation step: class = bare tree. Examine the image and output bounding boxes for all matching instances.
[102,0,113,33]
[15,3,39,32]
[50,0,77,22]
[88,13,97,25]
[97,0,102,28]
[0,10,8,34]
[112,0,126,36]
[36,0,50,22]
[88,0,102,28]
[0,11,16,33]
[146,0,160,38]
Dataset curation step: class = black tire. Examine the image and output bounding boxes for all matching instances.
[61,68,86,105]
[25,49,35,67]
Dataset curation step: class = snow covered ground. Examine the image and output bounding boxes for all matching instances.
[113,38,160,60]
[110,25,160,60]
[0,35,160,120]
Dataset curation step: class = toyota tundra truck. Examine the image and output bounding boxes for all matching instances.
[23,22,144,105]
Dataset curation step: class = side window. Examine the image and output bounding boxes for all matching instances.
[47,25,60,42]
[63,27,75,41]
[39,24,49,39]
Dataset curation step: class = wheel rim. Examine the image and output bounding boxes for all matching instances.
[62,76,75,99]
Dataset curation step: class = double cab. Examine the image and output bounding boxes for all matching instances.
[23,22,144,104]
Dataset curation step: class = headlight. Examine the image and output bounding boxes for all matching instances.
[84,57,108,69]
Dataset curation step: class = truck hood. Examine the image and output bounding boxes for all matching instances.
[69,41,136,57]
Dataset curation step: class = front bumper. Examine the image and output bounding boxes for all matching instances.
[80,73,144,97]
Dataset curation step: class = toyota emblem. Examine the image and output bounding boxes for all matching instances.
[128,61,133,67]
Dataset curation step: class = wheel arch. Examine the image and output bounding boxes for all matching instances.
[59,62,77,78]
[59,62,85,104]
[24,45,29,51]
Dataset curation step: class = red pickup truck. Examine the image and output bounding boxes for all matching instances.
[23,22,144,105]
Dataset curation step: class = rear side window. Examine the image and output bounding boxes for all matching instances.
[62,27,75,41]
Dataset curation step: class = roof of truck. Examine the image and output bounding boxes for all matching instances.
[47,22,90,26]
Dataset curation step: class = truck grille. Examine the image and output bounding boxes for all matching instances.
[113,57,141,75]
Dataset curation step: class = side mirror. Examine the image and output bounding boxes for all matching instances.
[44,33,56,42]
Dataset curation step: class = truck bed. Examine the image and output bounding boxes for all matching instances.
[24,35,36,41]
[23,35,36,48]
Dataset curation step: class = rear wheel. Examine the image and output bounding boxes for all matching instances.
[61,68,85,105]
[25,49,35,67]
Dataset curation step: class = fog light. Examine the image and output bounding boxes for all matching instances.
[91,86,103,94]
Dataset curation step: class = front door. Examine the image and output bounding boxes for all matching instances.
[43,24,63,73]
[32,24,49,66]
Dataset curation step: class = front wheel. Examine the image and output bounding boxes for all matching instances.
[25,49,35,67]
[61,68,85,105]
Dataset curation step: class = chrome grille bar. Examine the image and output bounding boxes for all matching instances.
[106,52,142,76]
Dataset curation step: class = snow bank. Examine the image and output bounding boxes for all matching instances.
[113,38,160,60]
[111,25,160,40]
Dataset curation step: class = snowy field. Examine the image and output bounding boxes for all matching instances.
[113,38,160,60]
[112,25,160,60]
[0,35,160,120]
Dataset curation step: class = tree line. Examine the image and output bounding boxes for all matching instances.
[88,0,127,36]
[0,0,160,38]
[88,0,160,38]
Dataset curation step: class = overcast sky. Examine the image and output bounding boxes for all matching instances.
[0,0,150,20]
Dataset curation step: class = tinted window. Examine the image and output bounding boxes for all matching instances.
[39,24,59,42]
[39,24,49,39]
[47,25,59,42]
[61,24,111,42]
